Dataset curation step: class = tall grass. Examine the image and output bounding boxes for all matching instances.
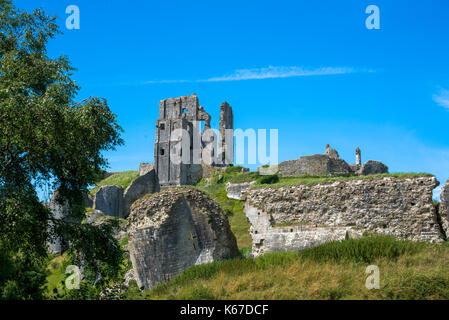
[298,236,423,263]
[146,236,449,300]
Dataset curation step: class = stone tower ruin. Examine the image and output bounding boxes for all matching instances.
[219,102,233,164]
[154,94,233,189]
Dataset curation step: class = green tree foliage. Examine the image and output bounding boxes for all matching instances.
[0,0,124,299]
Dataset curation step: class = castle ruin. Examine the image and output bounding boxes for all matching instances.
[154,94,233,189]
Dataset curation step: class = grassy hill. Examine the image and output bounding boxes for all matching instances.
[47,167,447,300]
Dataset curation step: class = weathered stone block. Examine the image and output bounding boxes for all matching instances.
[123,169,157,218]
[244,176,443,257]
[127,187,239,289]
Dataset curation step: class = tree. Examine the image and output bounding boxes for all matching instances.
[0,0,124,299]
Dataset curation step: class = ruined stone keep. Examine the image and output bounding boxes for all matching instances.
[154,94,234,189]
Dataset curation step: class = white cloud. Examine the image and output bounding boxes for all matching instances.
[201,66,356,82]
[433,88,449,109]
[143,66,365,84]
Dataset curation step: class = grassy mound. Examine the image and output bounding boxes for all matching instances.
[89,171,139,196]
[143,236,449,300]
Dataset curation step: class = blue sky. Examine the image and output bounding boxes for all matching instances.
[14,0,449,198]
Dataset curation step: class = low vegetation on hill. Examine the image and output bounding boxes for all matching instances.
[252,172,435,188]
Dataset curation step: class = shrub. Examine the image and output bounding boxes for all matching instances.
[225,166,244,174]
[298,236,422,264]
[256,174,279,185]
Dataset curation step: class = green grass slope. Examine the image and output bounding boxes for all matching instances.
[144,236,449,300]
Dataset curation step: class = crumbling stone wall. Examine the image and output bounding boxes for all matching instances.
[277,145,388,177]
[244,176,442,257]
[92,170,157,218]
[123,170,157,217]
[127,187,239,289]
[278,154,353,177]
[93,185,124,218]
[219,101,233,164]
[439,179,449,236]
[139,163,154,176]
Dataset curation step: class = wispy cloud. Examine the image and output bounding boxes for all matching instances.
[143,66,367,84]
[433,88,449,109]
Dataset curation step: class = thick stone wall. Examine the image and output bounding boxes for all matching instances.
[123,170,157,217]
[93,185,124,218]
[244,176,443,257]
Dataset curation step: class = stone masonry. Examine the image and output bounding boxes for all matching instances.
[244,176,443,257]
[93,185,124,218]
[439,179,449,236]
[277,144,388,177]
[219,101,234,165]
[154,94,234,189]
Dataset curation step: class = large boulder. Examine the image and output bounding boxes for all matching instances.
[93,185,124,218]
[127,187,239,289]
[360,160,388,175]
[278,154,352,177]
[123,170,157,218]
